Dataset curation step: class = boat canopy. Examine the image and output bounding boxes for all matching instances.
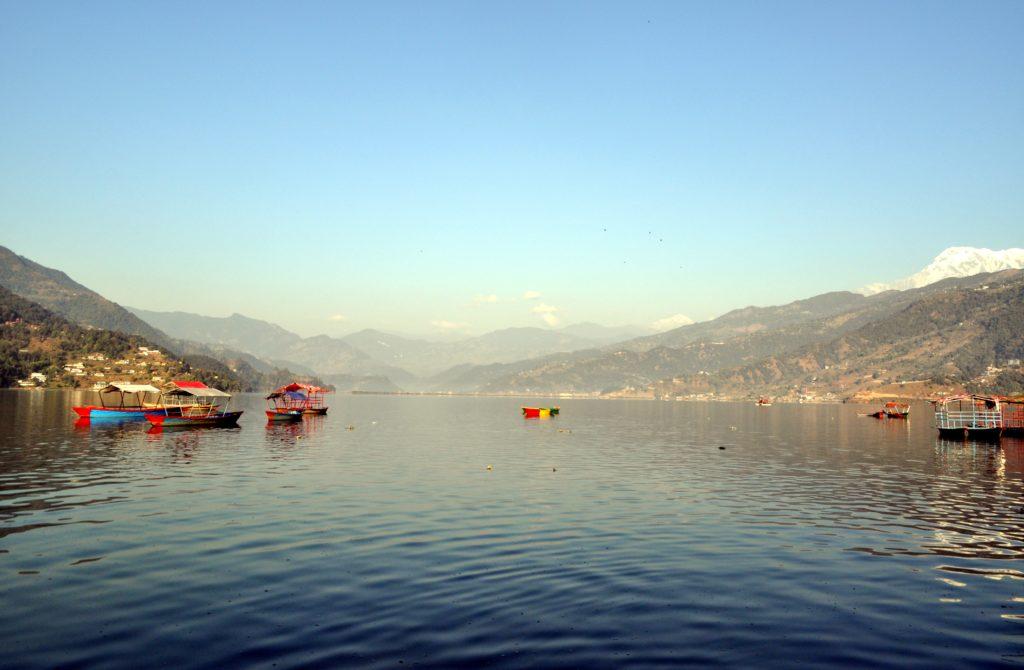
[98,383,161,394]
[266,390,306,401]
[273,382,330,394]
[165,380,232,398]
[935,394,999,407]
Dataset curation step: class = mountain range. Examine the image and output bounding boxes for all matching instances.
[2,243,1022,399]
[126,306,648,382]
[859,246,1024,295]
[0,245,171,347]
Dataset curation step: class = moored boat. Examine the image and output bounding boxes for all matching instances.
[265,408,305,422]
[266,389,308,422]
[1002,396,1024,436]
[268,382,331,415]
[883,401,910,418]
[149,410,244,428]
[933,395,1002,439]
[73,383,164,421]
[756,397,772,407]
[521,406,554,418]
[145,381,242,429]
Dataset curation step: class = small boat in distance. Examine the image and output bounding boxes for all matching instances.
[522,406,558,419]
[756,397,772,407]
[884,402,910,418]
[866,401,911,419]
[145,381,242,428]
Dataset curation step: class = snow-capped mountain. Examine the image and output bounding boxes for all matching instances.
[858,246,1024,295]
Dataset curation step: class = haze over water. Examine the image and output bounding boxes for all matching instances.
[3,391,1024,667]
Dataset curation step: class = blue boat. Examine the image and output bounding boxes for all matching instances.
[72,383,164,421]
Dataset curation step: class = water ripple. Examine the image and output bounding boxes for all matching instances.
[3,392,1024,667]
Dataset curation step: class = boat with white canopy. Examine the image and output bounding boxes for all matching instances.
[144,381,243,428]
[72,382,165,420]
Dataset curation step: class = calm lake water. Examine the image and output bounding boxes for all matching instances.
[3,390,1024,668]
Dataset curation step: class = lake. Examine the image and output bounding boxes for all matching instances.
[2,390,1024,668]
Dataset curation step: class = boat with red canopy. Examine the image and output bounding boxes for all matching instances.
[265,389,306,422]
[865,401,911,419]
[268,382,331,415]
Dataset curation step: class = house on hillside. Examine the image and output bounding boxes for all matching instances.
[17,372,47,387]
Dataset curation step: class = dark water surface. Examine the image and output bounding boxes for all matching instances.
[3,390,1024,668]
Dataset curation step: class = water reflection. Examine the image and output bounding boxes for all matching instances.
[3,393,1024,667]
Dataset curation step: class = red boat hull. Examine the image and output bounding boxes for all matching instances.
[266,409,304,422]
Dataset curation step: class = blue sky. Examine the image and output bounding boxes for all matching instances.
[2,1,1022,338]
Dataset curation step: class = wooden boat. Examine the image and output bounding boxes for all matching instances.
[266,389,308,422]
[864,402,911,419]
[265,409,304,422]
[933,395,1002,439]
[883,402,910,418]
[144,381,242,429]
[267,382,331,415]
[73,383,165,420]
[756,397,772,407]
[149,410,243,428]
[521,407,553,418]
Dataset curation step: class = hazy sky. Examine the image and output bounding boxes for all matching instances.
[2,1,1022,338]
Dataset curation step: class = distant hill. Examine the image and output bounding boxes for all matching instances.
[558,322,652,344]
[443,270,1023,395]
[321,373,404,393]
[0,285,240,389]
[0,246,320,392]
[127,307,402,382]
[340,327,606,379]
[126,308,617,382]
[0,245,172,347]
[621,291,870,353]
[656,274,1024,400]
[129,307,301,357]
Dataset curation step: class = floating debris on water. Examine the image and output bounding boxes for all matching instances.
[486,465,493,471]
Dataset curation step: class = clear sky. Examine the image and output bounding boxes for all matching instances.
[1,1,1022,338]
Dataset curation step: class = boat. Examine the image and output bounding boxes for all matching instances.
[521,407,554,419]
[1002,396,1024,436]
[864,401,911,419]
[72,383,166,420]
[145,381,242,428]
[884,402,910,418]
[933,395,1002,439]
[756,397,772,407]
[268,382,331,415]
[265,408,305,422]
[266,390,307,422]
